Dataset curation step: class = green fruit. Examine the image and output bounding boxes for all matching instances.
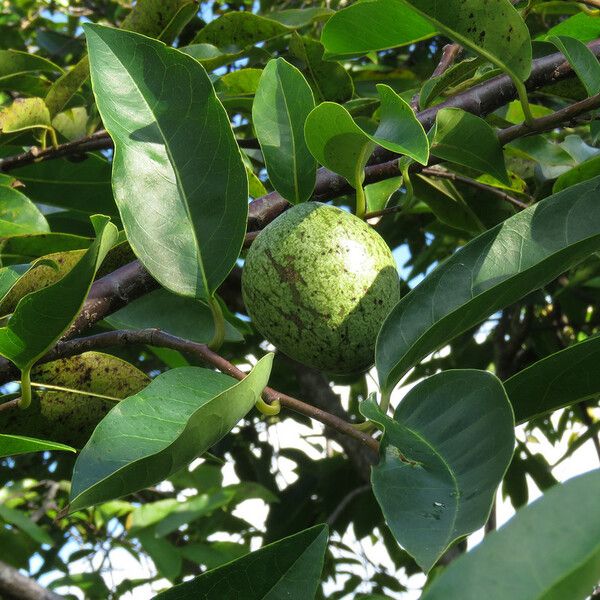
[242,202,400,374]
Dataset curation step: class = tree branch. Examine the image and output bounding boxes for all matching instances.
[0,329,379,454]
[0,560,64,600]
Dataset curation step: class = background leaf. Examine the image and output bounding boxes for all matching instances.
[155,524,328,600]
[321,0,436,59]
[505,336,600,423]
[0,352,150,447]
[69,353,273,511]
[361,370,514,572]
[0,186,49,236]
[105,289,243,344]
[0,216,117,371]
[192,12,289,51]
[0,434,75,458]
[421,469,600,600]
[253,58,316,204]
[547,36,600,96]
[430,108,510,185]
[85,24,247,300]
[377,176,600,393]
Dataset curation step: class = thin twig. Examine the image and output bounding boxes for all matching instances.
[0,130,259,172]
[412,43,462,110]
[421,167,530,209]
[0,329,380,454]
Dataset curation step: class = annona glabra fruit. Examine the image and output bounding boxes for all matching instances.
[242,202,401,373]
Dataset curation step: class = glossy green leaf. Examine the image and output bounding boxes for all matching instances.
[400,0,532,82]
[0,186,49,236]
[85,24,247,300]
[505,335,600,423]
[105,288,243,344]
[289,34,354,104]
[0,217,117,371]
[253,58,316,204]
[9,153,116,217]
[543,12,600,43]
[553,153,600,193]
[0,504,53,545]
[0,352,150,448]
[305,85,428,189]
[371,84,429,164]
[0,433,75,458]
[548,36,600,96]
[361,370,514,572]
[421,469,600,600]
[69,353,273,511]
[376,176,600,394]
[430,108,510,185]
[0,50,62,81]
[193,12,289,50]
[305,101,375,190]
[154,523,328,600]
[0,97,52,135]
[321,0,436,59]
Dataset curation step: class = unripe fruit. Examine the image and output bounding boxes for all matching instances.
[242,202,400,374]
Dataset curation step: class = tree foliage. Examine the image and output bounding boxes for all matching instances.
[0,0,599,598]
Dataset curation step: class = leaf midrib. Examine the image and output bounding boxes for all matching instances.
[104,37,210,297]
[399,421,460,554]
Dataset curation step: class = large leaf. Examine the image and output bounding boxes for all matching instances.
[505,336,600,423]
[69,353,273,511]
[430,108,510,185]
[0,216,117,372]
[85,24,248,300]
[547,36,600,96]
[105,288,243,344]
[0,186,49,236]
[361,370,514,572]
[0,434,75,458]
[154,524,328,600]
[421,469,600,600]
[399,0,532,82]
[0,352,150,448]
[321,0,436,59]
[376,176,600,394]
[252,58,316,204]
